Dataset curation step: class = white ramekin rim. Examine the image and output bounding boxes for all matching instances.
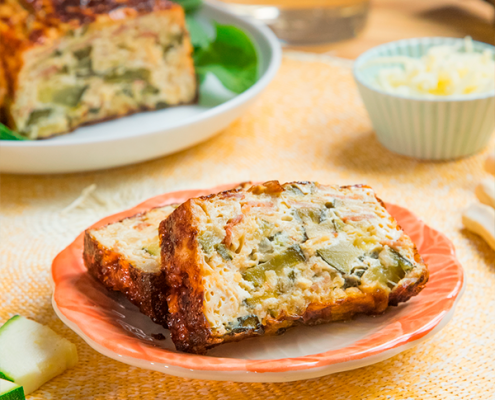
[353,37,495,103]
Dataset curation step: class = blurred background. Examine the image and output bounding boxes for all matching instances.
[207,0,495,57]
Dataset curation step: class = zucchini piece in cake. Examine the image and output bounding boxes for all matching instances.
[159,181,429,354]
[84,204,179,327]
[0,0,196,139]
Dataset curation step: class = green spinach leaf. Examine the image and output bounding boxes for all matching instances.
[0,123,27,141]
[173,0,203,13]
[185,15,211,51]
[194,24,258,94]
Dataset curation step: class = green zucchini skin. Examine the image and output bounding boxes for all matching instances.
[0,315,77,395]
[0,316,20,335]
[0,316,19,383]
[0,378,25,400]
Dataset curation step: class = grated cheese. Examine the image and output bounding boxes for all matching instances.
[369,37,495,97]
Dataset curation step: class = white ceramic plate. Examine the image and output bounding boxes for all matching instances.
[0,4,281,174]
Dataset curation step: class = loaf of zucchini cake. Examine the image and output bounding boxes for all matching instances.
[0,0,196,139]
[84,204,179,326]
[159,181,429,354]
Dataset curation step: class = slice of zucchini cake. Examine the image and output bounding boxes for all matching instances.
[0,0,196,139]
[159,181,429,354]
[84,204,179,326]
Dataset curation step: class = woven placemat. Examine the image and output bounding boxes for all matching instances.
[0,52,493,399]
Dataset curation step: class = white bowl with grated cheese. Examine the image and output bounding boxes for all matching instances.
[353,37,495,160]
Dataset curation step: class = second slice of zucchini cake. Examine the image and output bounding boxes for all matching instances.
[84,204,178,327]
[160,181,429,354]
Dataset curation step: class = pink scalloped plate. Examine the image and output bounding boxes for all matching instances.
[52,183,464,382]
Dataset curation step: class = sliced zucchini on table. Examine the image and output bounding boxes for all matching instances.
[0,378,25,400]
[0,316,77,395]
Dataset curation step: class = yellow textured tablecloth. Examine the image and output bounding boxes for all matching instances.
[1,52,494,399]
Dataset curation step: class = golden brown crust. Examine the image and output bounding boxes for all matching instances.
[84,229,169,327]
[27,0,176,25]
[160,181,430,354]
[0,0,177,42]
[248,180,285,196]
[159,200,210,354]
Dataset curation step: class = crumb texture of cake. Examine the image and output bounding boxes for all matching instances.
[160,181,429,354]
[84,204,178,326]
[0,0,196,139]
